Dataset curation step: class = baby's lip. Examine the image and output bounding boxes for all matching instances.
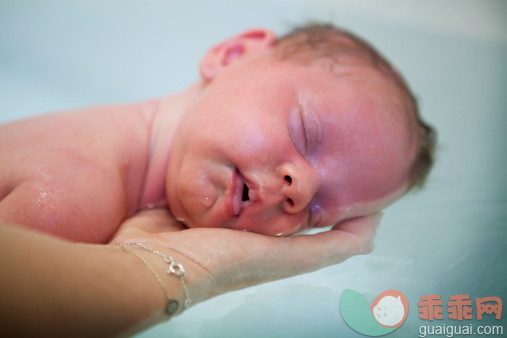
[229,168,244,217]
[229,168,254,218]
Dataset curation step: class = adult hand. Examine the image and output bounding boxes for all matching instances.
[110,208,381,305]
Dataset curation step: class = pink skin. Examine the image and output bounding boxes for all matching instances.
[0,29,416,242]
[164,31,417,236]
[0,103,155,242]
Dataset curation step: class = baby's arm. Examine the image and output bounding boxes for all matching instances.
[0,105,150,243]
[0,152,126,243]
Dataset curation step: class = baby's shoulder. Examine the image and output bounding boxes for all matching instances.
[0,104,153,241]
[0,103,151,180]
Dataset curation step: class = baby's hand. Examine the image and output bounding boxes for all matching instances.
[110,209,381,304]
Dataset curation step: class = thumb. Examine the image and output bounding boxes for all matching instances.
[110,208,186,244]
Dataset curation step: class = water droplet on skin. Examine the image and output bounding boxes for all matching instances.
[203,196,213,207]
[275,232,285,237]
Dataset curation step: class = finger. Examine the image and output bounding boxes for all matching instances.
[278,213,382,272]
[187,214,382,291]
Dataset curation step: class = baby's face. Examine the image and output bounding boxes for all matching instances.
[166,53,416,235]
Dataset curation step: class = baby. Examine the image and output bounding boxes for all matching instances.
[0,23,435,243]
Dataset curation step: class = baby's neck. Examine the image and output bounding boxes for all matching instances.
[137,83,203,209]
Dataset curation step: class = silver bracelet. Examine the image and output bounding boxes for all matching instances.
[121,242,191,312]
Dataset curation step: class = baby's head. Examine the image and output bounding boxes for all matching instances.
[166,23,436,235]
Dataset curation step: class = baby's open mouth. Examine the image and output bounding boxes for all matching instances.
[241,183,250,201]
[231,168,254,217]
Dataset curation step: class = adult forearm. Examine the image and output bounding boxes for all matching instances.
[0,223,168,337]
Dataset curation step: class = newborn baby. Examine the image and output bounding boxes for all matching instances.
[0,24,435,243]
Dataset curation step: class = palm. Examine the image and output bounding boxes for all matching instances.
[110,208,379,297]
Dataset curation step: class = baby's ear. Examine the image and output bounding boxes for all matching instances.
[199,29,276,81]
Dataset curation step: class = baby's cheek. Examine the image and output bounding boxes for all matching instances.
[231,129,292,169]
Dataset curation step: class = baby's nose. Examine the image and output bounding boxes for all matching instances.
[278,162,318,214]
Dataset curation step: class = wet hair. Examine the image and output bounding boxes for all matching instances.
[273,23,436,191]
